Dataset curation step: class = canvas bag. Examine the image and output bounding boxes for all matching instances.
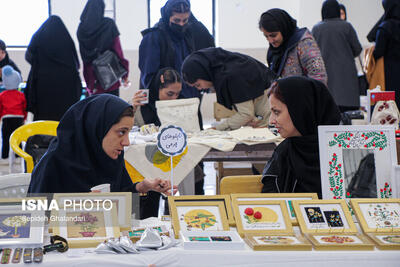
[92,50,127,90]
[156,98,200,133]
[371,100,400,129]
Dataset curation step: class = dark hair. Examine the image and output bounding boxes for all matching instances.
[171,2,190,14]
[267,81,285,103]
[159,68,181,89]
[118,106,134,122]
[0,39,6,51]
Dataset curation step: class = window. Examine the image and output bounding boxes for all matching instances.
[149,0,214,36]
[0,0,49,47]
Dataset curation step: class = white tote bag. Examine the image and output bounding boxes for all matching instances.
[371,100,400,129]
[156,98,200,133]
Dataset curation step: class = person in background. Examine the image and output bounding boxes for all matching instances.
[374,0,400,108]
[261,76,341,198]
[25,15,82,121]
[28,94,176,195]
[77,0,129,96]
[0,66,26,162]
[339,3,347,20]
[0,39,21,83]
[259,8,327,85]
[182,47,275,131]
[139,0,214,129]
[312,0,362,112]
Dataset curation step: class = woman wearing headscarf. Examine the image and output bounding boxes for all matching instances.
[28,94,175,195]
[259,9,327,85]
[182,47,275,131]
[374,0,400,108]
[262,76,341,198]
[339,4,347,20]
[139,0,214,98]
[25,15,82,121]
[77,0,129,96]
[312,0,362,112]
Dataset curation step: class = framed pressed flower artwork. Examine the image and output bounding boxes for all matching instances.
[244,233,312,251]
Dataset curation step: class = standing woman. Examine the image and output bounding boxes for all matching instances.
[25,15,82,121]
[374,0,400,108]
[262,76,341,198]
[312,0,362,112]
[182,47,275,131]
[259,9,327,85]
[339,4,347,20]
[77,0,129,96]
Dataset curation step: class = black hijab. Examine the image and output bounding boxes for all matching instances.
[26,15,79,69]
[77,0,120,63]
[339,4,347,20]
[28,95,134,194]
[260,9,298,75]
[378,0,400,42]
[182,47,275,110]
[157,0,190,40]
[322,0,341,20]
[140,67,176,126]
[262,76,341,198]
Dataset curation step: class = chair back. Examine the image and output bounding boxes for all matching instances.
[0,173,31,198]
[220,175,263,195]
[10,121,59,173]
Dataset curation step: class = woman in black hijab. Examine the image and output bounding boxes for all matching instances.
[339,4,347,20]
[77,0,129,96]
[25,15,82,121]
[182,47,275,130]
[28,94,174,195]
[374,0,400,108]
[259,9,327,85]
[262,76,341,198]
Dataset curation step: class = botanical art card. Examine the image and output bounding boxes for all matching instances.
[231,193,318,225]
[292,199,356,234]
[307,233,374,250]
[180,231,245,250]
[53,205,120,248]
[244,233,312,251]
[367,233,400,250]
[232,200,293,237]
[170,201,229,238]
[350,199,400,233]
[0,199,45,246]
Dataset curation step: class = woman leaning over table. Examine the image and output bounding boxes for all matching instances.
[259,9,327,85]
[261,76,341,198]
[28,94,176,196]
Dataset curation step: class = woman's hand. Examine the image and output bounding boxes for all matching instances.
[136,178,178,195]
[131,90,147,109]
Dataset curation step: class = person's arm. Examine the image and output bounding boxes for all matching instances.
[214,100,255,131]
[111,36,129,81]
[373,28,387,60]
[347,24,362,57]
[138,32,161,89]
[297,37,328,85]
[133,107,145,127]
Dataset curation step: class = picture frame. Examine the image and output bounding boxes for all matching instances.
[306,233,374,250]
[169,201,230,238]
[52,203,120,248]
[231,200,293,237]
[0,198,46,246]
[231,193,318,225]
[180,231,245,250]
[244,233,312,251]
[350,198,400,233]
[53,192,132,230]
[292,199,357,234]
[391,165,400,198]
[168,195,235,226]
[365,233,400,250]
[318,125,397,200]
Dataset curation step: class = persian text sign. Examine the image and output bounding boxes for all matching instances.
[157,125,187,156]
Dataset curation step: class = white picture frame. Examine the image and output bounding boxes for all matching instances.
[180,231,245,250]
[318,125,397,200]
[391,165,400,198]
[0,201,45,246]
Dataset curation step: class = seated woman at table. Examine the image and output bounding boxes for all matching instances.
[181,47,276,131]
[261,76,340,198]
[28,94,176,195]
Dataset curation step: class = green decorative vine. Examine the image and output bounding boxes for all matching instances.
[328,131,387,150]
[328,153,343,199]
[380,183,392,198]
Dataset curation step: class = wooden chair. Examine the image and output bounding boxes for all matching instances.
[219,175,263,195]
